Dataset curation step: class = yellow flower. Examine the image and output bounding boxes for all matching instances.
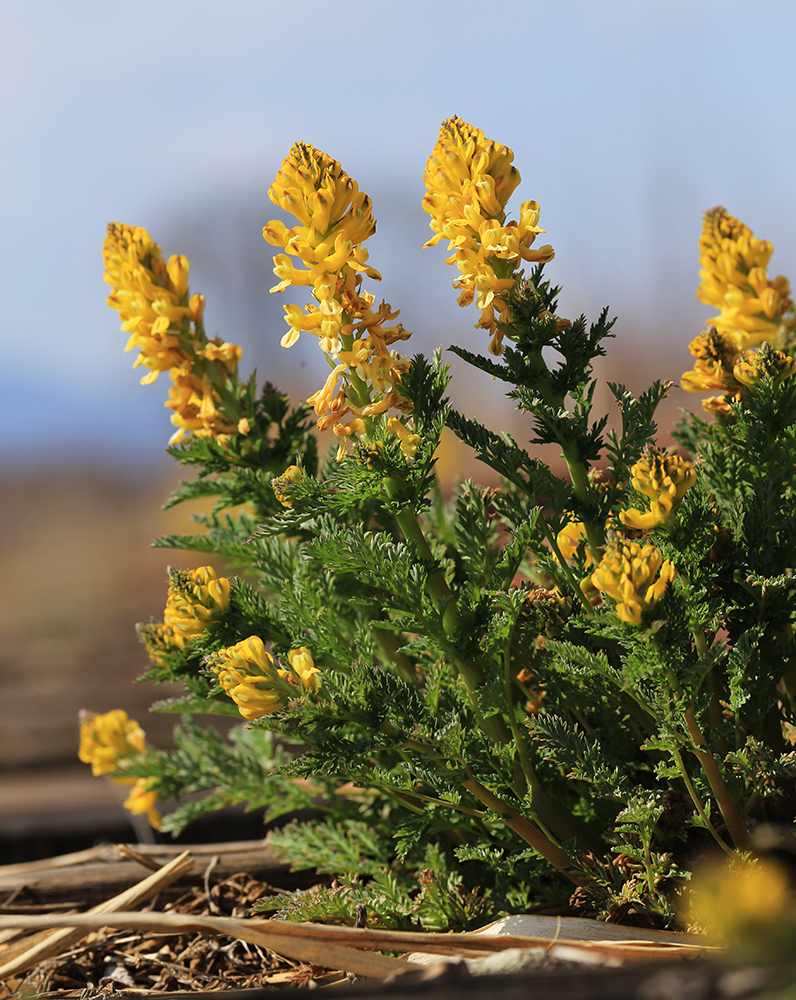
[680,325,745,414]
[590,538,676,625]
[272,464,304,507]
[733,345,796,388]
[386,417,421,462]
[556,520,593,566]
[697,206,794,347]
[123,778,162,829]
[78,709,147,780]
[105,223,249,444]
[103,223,193,383]
[138,619,182,666]
[423,117,554,355]
[619,451,696,530]
[209,636,293,721]
[163,566,231,645]
[288,646,321,692]
[263,144,413,450]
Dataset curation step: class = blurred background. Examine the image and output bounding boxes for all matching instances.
[2,0,795,854]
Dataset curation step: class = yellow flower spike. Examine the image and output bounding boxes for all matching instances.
[422,117,554,354]
[105,223,248,444]
[104,223,194,381]
[209,636,293,721]
[734,346,796,388]
[288,646,321,692]
[619,451,696,531]
[78,709,148,781]
[163,566,231,645]
[272,464,304,507]
[264,143,413,446]
[590,538,676,625]
[697,206,794,347]
[123,779,162,829]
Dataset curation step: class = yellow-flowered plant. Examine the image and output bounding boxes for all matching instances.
[590,538,676,625]
[209,636,321,721]
[163,566,231,644]
[556,520,594,566]
[93,118,796,930]
[263,143,417,460]
[78,709,161,829]
[104,223,248,443]
[619,451,696,531]
[78,708,147,776]
[422,116,555,355]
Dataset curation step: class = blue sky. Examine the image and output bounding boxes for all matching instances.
[2,0,795,464]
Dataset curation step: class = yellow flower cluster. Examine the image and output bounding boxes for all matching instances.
[104,223,247,444]
[272,464,304,507]
[682,208,795,413]
[683,326,796,416]
[78,709,161,828]
[619,451,696,531]
[697,207,794,346]
[590,539,676,625]
[139,566,231,665]
[422,117,555,355]
[164,566,231,644]
[209,636,320,721]
[263,143,416,458]
[734,346,796,388]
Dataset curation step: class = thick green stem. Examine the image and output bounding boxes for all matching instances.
[561,445,604,558]
[670,745,736,860]
[664,658,751,854]
[693,630,727,756]
[462,775,591,889]
[538,516,594,616]
[683,706,752,853]
[373,626,417,685]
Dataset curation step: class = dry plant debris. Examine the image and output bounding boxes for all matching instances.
[0,847,714,998]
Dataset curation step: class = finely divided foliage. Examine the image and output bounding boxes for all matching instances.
[83,118,796,930]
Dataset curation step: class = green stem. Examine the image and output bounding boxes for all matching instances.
[693,630,727,756]
[561,445,604,559]
[537,516,593,616]
[372,626,417,685]
[503,623,537,794]
[670,745,736,860]
[462,774,591,889]
[682,706,752,853]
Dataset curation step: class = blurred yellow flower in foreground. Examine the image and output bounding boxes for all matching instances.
[123,779,162,829]
[688,859,796,958]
